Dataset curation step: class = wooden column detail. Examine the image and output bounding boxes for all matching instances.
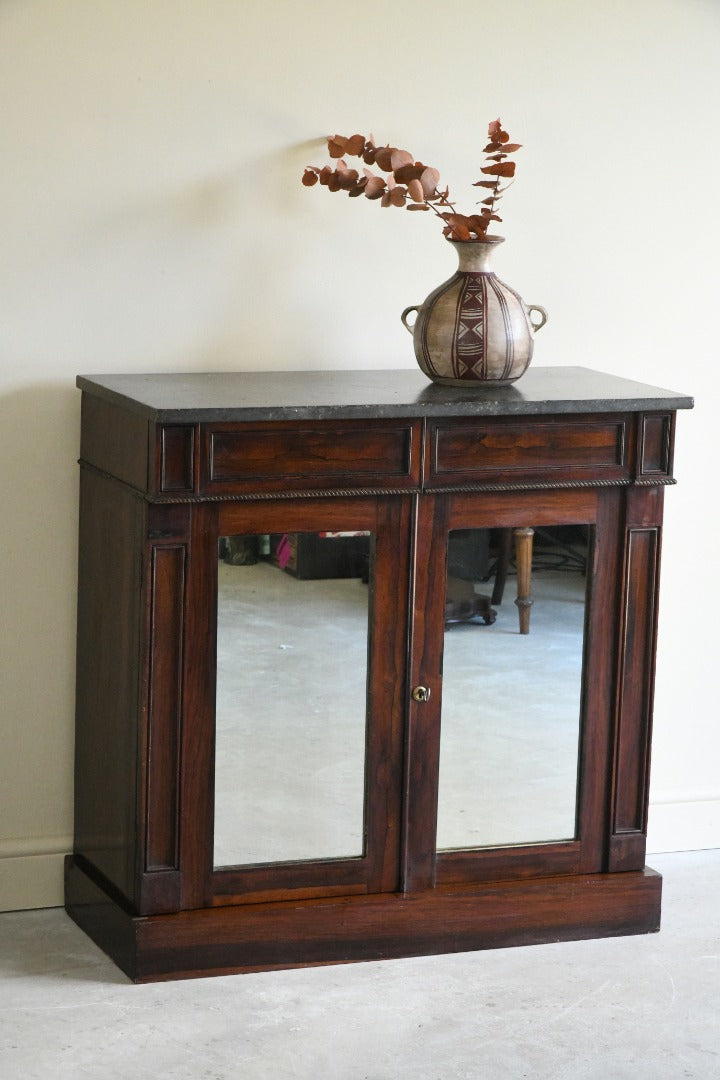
[145,544,186,873]
[609,523,660,871]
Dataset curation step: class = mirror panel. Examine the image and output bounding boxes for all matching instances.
[436,525,589,852]
[214,530,371,869]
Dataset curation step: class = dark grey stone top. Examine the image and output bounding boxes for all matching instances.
[76,367,694,422]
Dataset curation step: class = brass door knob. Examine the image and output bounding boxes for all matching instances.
[411,685,431,703]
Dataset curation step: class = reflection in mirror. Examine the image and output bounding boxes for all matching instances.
[214,530,371,869]
[437,525,589,851]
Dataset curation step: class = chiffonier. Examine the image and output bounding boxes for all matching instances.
[65,366,692,982]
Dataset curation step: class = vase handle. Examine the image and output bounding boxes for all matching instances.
[527,305,548,332]
[401,305,420,334]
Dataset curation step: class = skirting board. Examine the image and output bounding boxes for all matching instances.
[647,798,720,854]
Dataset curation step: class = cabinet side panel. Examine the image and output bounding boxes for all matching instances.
[74,468,144,905]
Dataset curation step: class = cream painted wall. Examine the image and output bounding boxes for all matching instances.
[1,0,717,911]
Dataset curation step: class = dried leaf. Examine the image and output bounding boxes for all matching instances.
[472,180,498,189]
[502,143,522,153]
[487,119,510,145]
[407,178,425,203]
[327,135,346,158]
[467,214,489,232]
[445,219,471,241]
[420,166,441,197]
[406,203,430,211]
[443,212,471,229]
[381,188,406,208]
[480,161,516,178]
[390,148,414,171]
[345,134,366,156]
[301,168,318,186]
[393,162,423,184]
[374,146,393,171]
[336,167,360,189]
[364,175,386,200]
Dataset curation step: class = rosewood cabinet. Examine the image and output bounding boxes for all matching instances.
[65,367,692,982]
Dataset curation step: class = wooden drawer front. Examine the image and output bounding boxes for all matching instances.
[428,417,628,486]
[203,420,420,494]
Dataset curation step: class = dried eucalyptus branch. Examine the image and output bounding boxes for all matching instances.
[302,119,521,241]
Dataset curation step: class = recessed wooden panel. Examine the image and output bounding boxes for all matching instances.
[145,544,186,873]
[160,425,196,493]
[612,526,660,859]
[436,843,582,885]
[428,417,627,486]
[203,420,420,493]
[639,414,672,477]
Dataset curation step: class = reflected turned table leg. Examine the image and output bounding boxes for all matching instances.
[514,527,534,634]
[491,528,512,606]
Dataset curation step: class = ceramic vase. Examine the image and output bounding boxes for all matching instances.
[401,237,547,387]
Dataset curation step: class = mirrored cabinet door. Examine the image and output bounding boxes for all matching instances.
[214,529,371,868]
[404,488,617,889]
[436,523,589,853]
[203,497,411,905]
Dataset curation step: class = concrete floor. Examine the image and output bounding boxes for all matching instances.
[1,850,719,1079]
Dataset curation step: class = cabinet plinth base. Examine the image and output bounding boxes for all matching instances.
[65,856,662,984]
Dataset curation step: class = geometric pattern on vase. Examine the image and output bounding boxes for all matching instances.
[452,274,488,380]
[449,274,517,383]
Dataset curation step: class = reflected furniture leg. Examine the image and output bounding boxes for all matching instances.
[514,527,535,634]
[491,528,513,606]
